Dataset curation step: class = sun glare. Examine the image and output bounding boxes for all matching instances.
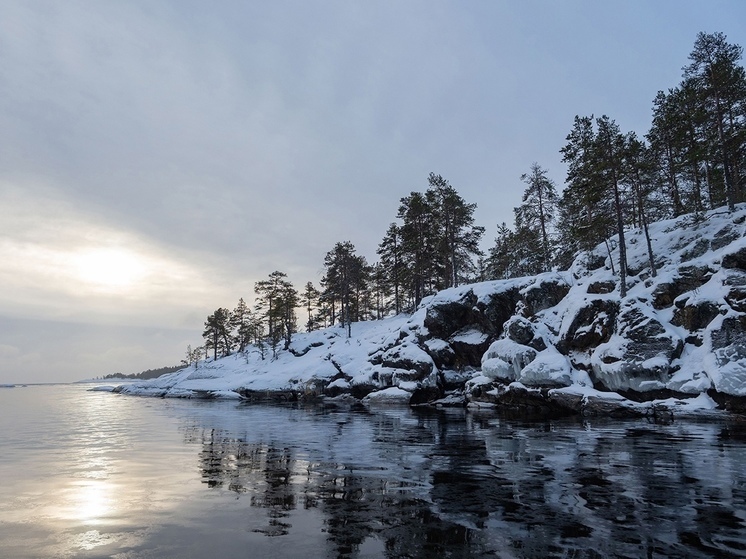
[73,248,148,291]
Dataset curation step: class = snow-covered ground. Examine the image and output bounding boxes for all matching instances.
[119,204,746,417]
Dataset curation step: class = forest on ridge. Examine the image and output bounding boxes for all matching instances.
[190,32,746,367]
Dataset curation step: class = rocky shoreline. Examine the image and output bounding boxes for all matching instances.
[118,205,746,420]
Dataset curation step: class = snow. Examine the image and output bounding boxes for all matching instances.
[116,204,746,413]
[87,385,117,392]
[362,386,412,405]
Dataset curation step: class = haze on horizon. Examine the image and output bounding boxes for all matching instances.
[1,0,744,384]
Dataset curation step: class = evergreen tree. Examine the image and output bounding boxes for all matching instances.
[255,271,297,357]
[426,173,485,288]
[376,223,405,315]
[559,115,616,259]
[515,163,558,271]
[485,222,514,279]
[595,115,629,296]
[230,298,252,353]
[278,280,299,350]
[202,307,233,360]
[321,241,368,337]
[301,281,321,332]
[683,32,746,211]
[623,133,660,277]
[397,191,437,308]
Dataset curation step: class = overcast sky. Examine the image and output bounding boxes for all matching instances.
[1,1,744,383]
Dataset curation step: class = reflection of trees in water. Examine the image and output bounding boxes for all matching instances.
[194,428,313,537]
[184,408,746,558]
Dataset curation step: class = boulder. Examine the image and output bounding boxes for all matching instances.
[520,276,570,315]
[504,316,545,349]
[672,299,722,331]
[590,301,683,393]
[424,291,482,340]
[380,341,435,379]
[721,246,746,271]
[651,265,714,309]
[557,298,619,353]
[481,339,537,382]
[447,327,491,367]
[518,348,573,388]
[707,314,746,396]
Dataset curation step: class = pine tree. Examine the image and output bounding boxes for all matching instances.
[596,115,629,296]
[485,222,514,279]
[255,271,297,357]
[230,298,252,353]
[683,32,746,211]
[516,163,558,271]
[623,133,659,277]
[559,115,616,261]
[301,282,321,332]
[321,241,368,337]
[426,173,485,289]
[202,307,233,360]
[397,191,437,307]
[376,223,405,315]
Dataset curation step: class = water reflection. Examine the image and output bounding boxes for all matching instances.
[3,386,746,559]
[185,405,746,558]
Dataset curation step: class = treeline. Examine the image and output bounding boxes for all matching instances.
[103,365,182,380]
[185,31,746,365]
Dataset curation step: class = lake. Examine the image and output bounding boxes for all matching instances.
[1,383,745,558]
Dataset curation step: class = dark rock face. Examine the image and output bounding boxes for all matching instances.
[722,247,746,271]
[409,385,442,405]
[590,303,683,393]
[651,265,714,309]
[587,281,616,295]
[557,299,619,353]
[492,385,577,419]
[349,382,378,400]
[424,291,481,340]
[709,316,746,396]
[447,327,491,368]
[521,277,570,315]
[712,225,741,250]
[672,300,722,330]
[479,287,522,335]
[381,342,434,378]
[680,238,711,261]
[424,340,456,369]
[585,252,607,271]
[724,271,746,312]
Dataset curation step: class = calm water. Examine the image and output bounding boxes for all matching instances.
[1,384,746,558]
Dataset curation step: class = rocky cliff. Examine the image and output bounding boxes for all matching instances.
[120,204,746,418]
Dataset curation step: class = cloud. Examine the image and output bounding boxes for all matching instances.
[0,345,21,359]
[0,183,231,328]
[1,0,745,382]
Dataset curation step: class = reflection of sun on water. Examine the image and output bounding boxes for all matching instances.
[68,480,115,525]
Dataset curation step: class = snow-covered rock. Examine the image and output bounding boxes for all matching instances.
[116,204,746,418]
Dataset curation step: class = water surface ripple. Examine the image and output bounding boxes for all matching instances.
[1,384,745,558]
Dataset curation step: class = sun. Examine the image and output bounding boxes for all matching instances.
[73,247,147,291]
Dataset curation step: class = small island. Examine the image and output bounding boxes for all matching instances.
[118,202,746,420]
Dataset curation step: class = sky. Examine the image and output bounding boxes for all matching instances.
[1,0,744,383]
